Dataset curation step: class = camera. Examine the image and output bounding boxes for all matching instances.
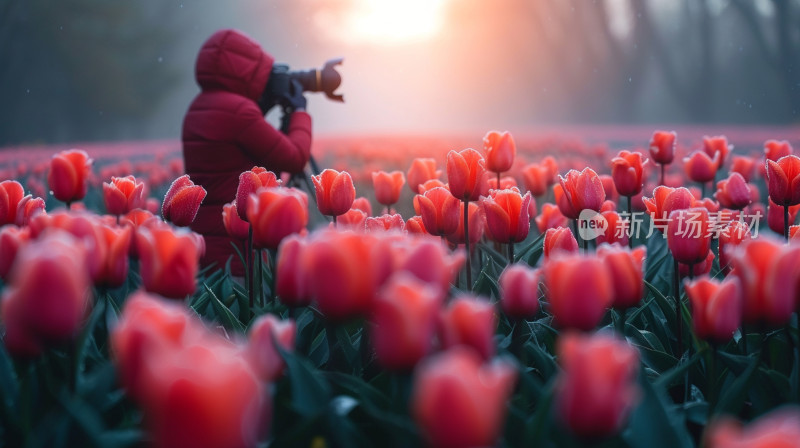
[260,58,344,112]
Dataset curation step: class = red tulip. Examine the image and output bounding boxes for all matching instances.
[405,216,427,235]
[438,295,496,361]
[521,163,550,197]
[766,154,800,206]
[556,332,640,439]
[412,179,447,215]
[764,139,793,162]
[792,225,800,242]
[554,183,580,220]
[678,249,715,278]
[683,150,720,184]
[544,253,613,331]
[649,130,676,165]
[730,156,756,182]
[667,208,711,265]
[411,348,516,448]
[393,235,465,294]
[365,214,405,233]
[643,186,695,226]
[705,405,800,448]
[714,172,752,210]
[559,168,606,214]
[351,196,372,216]
[97,224,133,288]
[222,201,250,241]
[137,226,200,299]
[541,156,559,185]
[14,194,45,227]
[702,135,731,168]
[684,276,742,344]
[0,180,24,226]
[247,314,295,382]
[407,158,441,194]
[48,149,92,204]
[718,221,751,275]
[162,175,207,227]
[275,235,310,307]
[417,187,460,237]
[536,203,568,233]
[446,148,486,201]
[483,130,516,174]
[597,243,646,310]
[0,225,29,280]
[611,150,647,196]
[371,170,405,207]
[445,201,483,245]
[370,273,442,370]
[103,175,145,216]
[544,226,579,258]
[481,188,532,244]
[499,264,541,319]
[336,208,367,231]
[487,175,517,191]
[312,169,356,217]
[246,187,308,250]
[121,209,158,257]
[236,167,280,221]
[768,198,800,234]
[595,210,629,246]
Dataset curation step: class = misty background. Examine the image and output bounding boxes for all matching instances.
[2,0,799,146]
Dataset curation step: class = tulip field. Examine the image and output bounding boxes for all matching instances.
[2,128,800,448]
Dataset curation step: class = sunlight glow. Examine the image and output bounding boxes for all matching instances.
[318,0,449,45]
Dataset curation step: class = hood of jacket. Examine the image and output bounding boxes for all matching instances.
[194,29,275,101]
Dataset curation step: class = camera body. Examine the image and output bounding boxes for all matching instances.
[259,58,344,113]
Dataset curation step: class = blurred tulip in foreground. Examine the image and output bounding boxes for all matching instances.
[247,314,295,382]
[137,226,200,299]
[684,276,742,344]
[597,243,646,310]
[705,405,800,448]
[438,295,496,361]
[499,264,541,319]
[544,253,613,331]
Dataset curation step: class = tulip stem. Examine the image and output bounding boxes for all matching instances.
[257,248,263,308]
[673,257,683,358]
[709,343,718,416]
[464,199,472,290]
[582,233,588,254]
[701,182,706,199]
[688,263,695,280]
[787,323,798,402]
[627,195,633,248]
[616,309,627,336]
[497,172,502,190]
[247,227,254,321]
[785,205,790,241]
[507,242,514,264]
[510,319,524,360]
[741,323,748,355]
[659,164,665,186]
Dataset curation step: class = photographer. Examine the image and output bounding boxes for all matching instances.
[182,29,311,275]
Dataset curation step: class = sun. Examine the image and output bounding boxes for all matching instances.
[318,0,449,45]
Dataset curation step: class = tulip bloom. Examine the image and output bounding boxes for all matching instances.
[235,167,280,221]
[103,175,145,216]
[595,210,629,246]
[499,264,541,319]
[556,332,640,439]
[97,224,133,288]
[730,156,757,182]
[162,175,207,227]
[667,207,711,266]
[679,250,715,278]
[137,226,200,299]
[0,225,29,280]
[702,135,731,168]
[544,226,579,259]
[610,151,646,197]
[714,172,752,210]
[649,130,676,165]
[544,253,613,331]
[554,183,580,220]
[597,244,646,310]
[767,198,800,235]
[446,148,487,202]
[393,235,465,294]
[370,273,442,370]
[0,180,24,226]
[481,188,532,244]
[486,175,517,191]
[312,169,356,218]
[405,215,426,235]
[246,187,308,250]
[445,201,483,245]
[536,203,568,232]
[247,315,295,382]
[412,348,516,448]
[643,186,695,226]
[483,130,516,174]
[275,235,310,307]
[351,196,372,216]
[221,201,250,241]
[371,170,405,209]
[365,214,405,233]
[683,150,720,184]
[417,187,460,237]
[407,158,441,194]
[684,276,742,344]
[718,221,750,275]
[705,404,800,448]
[766,155,800,206]
[764,139,793,162]
[438,295,496,361]
[48,149,92,205]
[336,208,367,231]
[521,163,550,197]
[559,168,606,215]
[14,194,45,227]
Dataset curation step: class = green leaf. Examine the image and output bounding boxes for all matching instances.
[623,373,694,448]
[206,284,245,333]
[654,350,705,390]
[75,294,107,381]
[514,232,545,264]
[280,348,332,417]
[715,354,759,415]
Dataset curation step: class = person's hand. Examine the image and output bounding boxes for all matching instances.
[283,79,307,113]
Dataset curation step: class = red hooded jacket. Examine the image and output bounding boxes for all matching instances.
[182,29,312,275]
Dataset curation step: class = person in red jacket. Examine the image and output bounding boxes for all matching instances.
[182,29,312,275]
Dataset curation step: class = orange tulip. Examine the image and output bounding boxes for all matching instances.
[446,148,487,201]
[702,135,731,168]
[312,169,356,217]
[365,214,405,233]
[499,264,541,319]
[556,332,640,439]
[246,187,308,250]
[683,150,720,184]
[685,276,742,344]
[543,253,613,331]
[649,130,676,165]
[103,175,145,216]
[275,235,310,307]
[417,187,460,237]
[412,347,516,448]
[438,295,497,361]
[764,139,793,162]
[597,243,646,310]
[483,130,516,174]
[714,172,752,210]
[405,215,427,235]
[481,188,532,244]
[544,226,579,259]
[558,168,606,215]
[48,149,92,204]
[372,170,405,207]
[14,194,45,227]
[536,202,568,233]
[0,180,24,226]
[222,200,250,241]
[137,226,200,299]
[247,314,295,382]
[445,201,483,245]
[611,150,647,196]
[370,273,442,370]
[235,167,280,221]
[96,224,133,288]
[407,158,441,194]
[766,154,800,206]
[162,175,207,227]
[718,221,750,275]
[0,225,29,280]
[705,406,800,448]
